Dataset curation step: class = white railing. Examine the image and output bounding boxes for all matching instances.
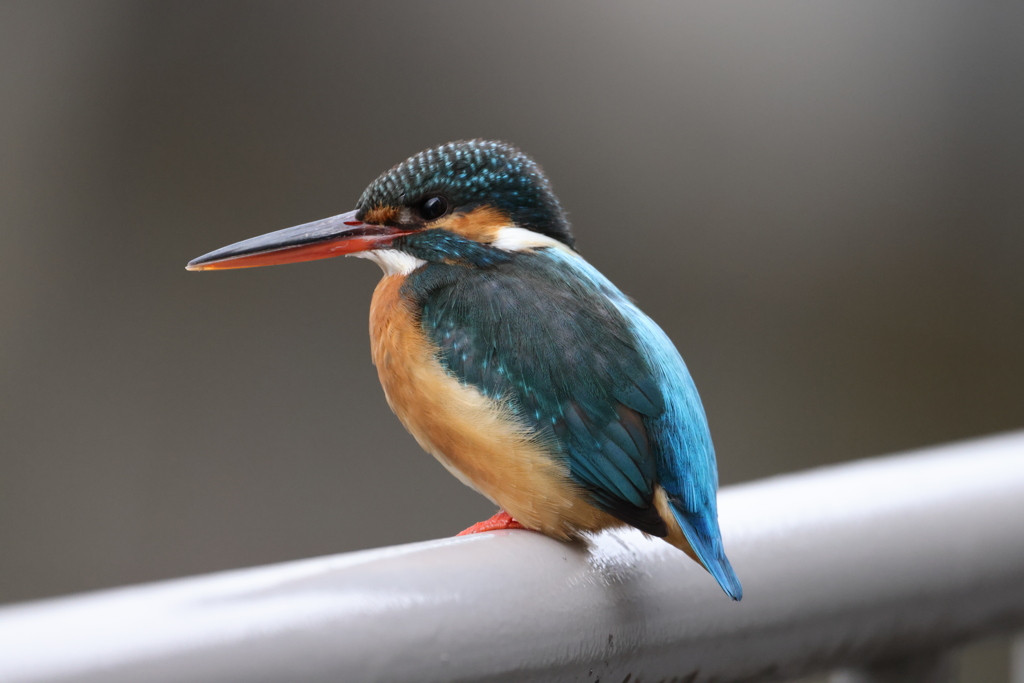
[1,431,1023,683]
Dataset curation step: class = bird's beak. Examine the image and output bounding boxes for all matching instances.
[186,209,411,271]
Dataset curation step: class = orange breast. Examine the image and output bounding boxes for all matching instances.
[368,274,622,538]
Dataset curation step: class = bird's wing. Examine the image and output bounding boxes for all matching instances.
[412,252,671,536]
[614,286,742,599]
[411,247,742,599]
[572,254,742,601]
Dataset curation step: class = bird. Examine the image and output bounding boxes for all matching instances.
[187,140,742,600]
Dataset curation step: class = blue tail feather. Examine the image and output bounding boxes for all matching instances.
[538,247,742,600]
[671,507,743,601]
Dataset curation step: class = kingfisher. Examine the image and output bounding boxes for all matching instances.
[187,140,742,600]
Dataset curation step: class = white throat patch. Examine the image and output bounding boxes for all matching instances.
[351,229,572,275]
[351,249,426,276]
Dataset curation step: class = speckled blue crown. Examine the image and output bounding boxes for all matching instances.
[357,140,574,247]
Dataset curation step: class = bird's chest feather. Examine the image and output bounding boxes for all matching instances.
[367,273,615,537]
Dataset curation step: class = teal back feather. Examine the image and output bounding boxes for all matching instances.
[404,242,742,600]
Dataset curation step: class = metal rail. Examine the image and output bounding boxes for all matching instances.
[2,432,1024,683]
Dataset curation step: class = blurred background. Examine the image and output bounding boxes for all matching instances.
[1,2,1022,675]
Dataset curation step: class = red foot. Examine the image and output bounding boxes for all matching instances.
[457,510,527,536]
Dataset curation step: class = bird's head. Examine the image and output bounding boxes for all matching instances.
[187,140,573,273]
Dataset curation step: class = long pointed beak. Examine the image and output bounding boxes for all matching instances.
[186,210,411,271]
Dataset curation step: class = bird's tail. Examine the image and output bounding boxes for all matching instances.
[670,506,743,601]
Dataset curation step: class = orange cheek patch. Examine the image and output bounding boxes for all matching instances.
[434,205,511,244]
[364,205,399,225]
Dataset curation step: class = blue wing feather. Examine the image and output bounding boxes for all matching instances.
[551,249,743,601]
[406,247,741,599]
[410,254,667,535]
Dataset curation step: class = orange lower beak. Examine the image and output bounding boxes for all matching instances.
[186,210,411,271]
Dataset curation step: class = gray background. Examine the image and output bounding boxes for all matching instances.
[1,1,1021,652]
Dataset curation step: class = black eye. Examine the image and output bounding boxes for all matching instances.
[418,196,448,221]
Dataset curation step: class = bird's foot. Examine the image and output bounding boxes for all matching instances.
[456,510,527,536]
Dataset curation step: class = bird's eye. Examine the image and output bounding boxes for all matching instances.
[418,196,449,221]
